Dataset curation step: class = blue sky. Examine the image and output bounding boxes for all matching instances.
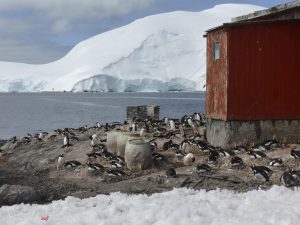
[0,0,291,64]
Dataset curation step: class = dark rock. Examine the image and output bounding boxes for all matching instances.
[0,184,41,205]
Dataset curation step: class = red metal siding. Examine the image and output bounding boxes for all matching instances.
[206,29,228,120]
[227,20,300,120]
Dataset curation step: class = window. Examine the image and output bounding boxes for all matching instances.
[213,42,220,60]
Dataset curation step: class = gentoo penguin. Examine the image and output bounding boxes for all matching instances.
[180,140,190,151]
[250,165,272,176]
[87,152,102,159]
[110,160,122,168]
[96,122,101,128]
[86,162,104,171]
[139,127,146,137]
[269,158,283,167]
[219,149,235,157]
[170,120,176,131]
[230,156,243,167]
[233,145,247,153]
[280,171,297,187]
[165,168,176,178]
[164,117,169,125]
[152,152,166,161]
[251,166,270,182]
[183,153,195,166]
[89,134,97,147]
[290,149,300,159]
[193,113,201,122]
[197,163,211,172]
[106,169,125,177]
[187,118,195,128]
[57,154,65,170]
[62,134,72,148]
[64,160,81,168]
[247,151,267,159]
[131,123,137,132]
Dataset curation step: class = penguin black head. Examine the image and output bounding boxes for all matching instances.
[165,168,176,178]
[59,154,64,157]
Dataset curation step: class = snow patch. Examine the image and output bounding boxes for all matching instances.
[0,186,299,225]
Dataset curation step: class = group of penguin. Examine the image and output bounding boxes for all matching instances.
[56,126,126,178]
[6,111,300,187]
[53,113,300,187]
[163,135,300,187]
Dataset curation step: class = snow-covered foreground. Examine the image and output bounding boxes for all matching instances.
[1,186,299,225]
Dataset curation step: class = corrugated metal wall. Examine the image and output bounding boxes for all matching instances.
[227,20,300,120]
[206,29,228,120]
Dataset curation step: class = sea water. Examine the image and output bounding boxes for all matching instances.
[0,92,205,139]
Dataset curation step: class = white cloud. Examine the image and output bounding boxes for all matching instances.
[0,0,155,22]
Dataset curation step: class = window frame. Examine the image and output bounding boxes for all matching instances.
[212,42,220,61]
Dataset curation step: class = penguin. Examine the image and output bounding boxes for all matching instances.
[290,149,300,159]
[219,149,235,157]
[183,153,195,166]
[269,158,283,167]
[193,113,202,122]
[96,122,101,128]
[187,118,195,128]
[280,171,297,187]
[197,163,211,172]
[233,145,247,153]
[164,117,169,125]
[87,152,102,159]
[86,162,104,171]
[110,161,122,168]
[57,154,65,170]
[152,152,166,161]
[252,145,268,152]
[263,139,278,147]
[165,168,176,178]
[250,165,272,176]
[180,140,190,151]
[251,167,269,182]
[89,134,97,147]
[175,149,187,158]
[170,120,176,131]
[62,134,72,148]
[107,169,125,177]
[247,151,267,159]
[131,123,137,132]
[64,160,81,168]
[163,140,173,151]
[139,127,146,137]
[230,156,243,167]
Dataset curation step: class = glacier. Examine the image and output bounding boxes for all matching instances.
[0,4,265,92]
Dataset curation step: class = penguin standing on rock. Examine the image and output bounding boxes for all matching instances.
[57,154,65,170]
[89,134,97,147]
[170,120,176,131]
[62,134,72,148]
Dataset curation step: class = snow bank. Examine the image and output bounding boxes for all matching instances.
[1,186,300,225]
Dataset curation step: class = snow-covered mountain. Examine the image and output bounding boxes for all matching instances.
[0,4,264,92]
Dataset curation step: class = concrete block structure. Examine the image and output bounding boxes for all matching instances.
[204,1,300,147]
[127,105,160,122]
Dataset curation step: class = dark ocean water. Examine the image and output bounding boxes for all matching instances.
[0,92,205,139]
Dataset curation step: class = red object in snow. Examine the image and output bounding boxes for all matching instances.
[41,215,49,221]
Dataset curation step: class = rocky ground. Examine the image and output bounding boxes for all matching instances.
[0,123,300,206]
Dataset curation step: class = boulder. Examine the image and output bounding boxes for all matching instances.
[0,184,41,205]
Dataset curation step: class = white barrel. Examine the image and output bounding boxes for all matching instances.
[125,139,153,170]
[116,132,140,158]
[107,131,120,155]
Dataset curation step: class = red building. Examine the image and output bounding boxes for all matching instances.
[205,1,300,147]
